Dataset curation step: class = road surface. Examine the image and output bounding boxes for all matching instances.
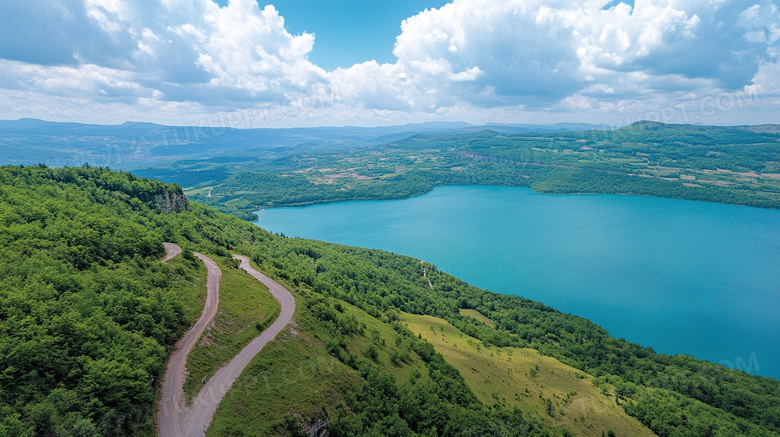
[157,248,295,436]
[158,247,221,437]
[162,242,182,262]
[180,255,296,436]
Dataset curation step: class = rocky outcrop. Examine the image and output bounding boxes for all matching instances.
[154,190,189,213]
[307,419,329,437]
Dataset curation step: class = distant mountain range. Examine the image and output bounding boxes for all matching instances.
[3,118,777,171]
[0,118,605,170]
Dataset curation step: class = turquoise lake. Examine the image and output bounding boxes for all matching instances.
[255,185,780,379]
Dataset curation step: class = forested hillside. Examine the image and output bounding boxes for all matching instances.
[0,166,193,435]
[132,122,780,220]
[1,166,778,436]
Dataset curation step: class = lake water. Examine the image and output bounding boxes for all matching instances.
[255,186,780,379]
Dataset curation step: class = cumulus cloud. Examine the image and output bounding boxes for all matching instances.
[738,2,780,44]
[330,0,586,111]
[0,0,325,109]
[331,0,778,115]
[0,0,777,125]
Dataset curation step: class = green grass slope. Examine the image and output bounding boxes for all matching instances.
[402,313,654,437]
[183,256,280,403]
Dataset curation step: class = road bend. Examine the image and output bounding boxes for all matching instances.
[179,255,296,436]
[157,248,295,436]
[162,242,182,262]
[158,247,221,437]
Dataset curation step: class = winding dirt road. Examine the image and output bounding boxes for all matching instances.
[157,246,295,436]
[158,245,221,437]
[180,255,295,436]
[162,243,182,262]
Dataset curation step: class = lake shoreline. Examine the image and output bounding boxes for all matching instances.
[250,181,780,218]
[254,185,780,379]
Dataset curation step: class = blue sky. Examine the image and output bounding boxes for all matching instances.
[239,1,452,70]
[0,0,778,127]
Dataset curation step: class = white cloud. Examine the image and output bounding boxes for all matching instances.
[738,2,780,44]
[193,1,325,94]
[326,0,778,121]
[751,47,780,96]
[0,0,777,125]
[0,60,147,99]
[0,0,326,107]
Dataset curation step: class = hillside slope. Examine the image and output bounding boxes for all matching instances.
[401,313,655,437]
[1,165,778,436]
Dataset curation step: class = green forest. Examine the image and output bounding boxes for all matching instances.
[1,165,778,436]
[132,122,780,221]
